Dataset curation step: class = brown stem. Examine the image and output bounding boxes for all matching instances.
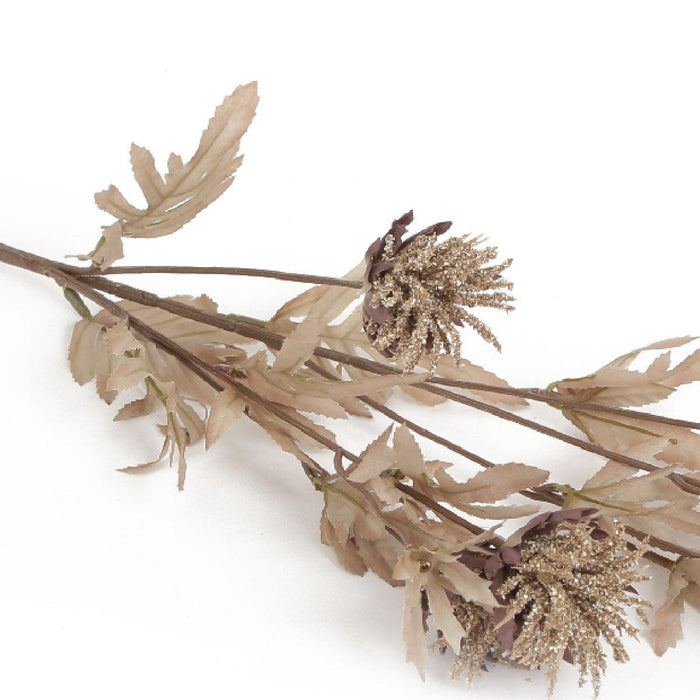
[425,379,700,431]
[62,263,364,289]
[57,269,700,492]
[1,242,508,546]
[0,242,693,562]
[4,244,698,430]
[63,259,700,431]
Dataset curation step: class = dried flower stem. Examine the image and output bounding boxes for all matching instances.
[81,263,700,428]
[426,379,700,431]
[0,244,512,547]
[303,364,692,563]
[11,251,691,490]
[62,272,695,476]
[67,263,364,289]
[6,245,694,429]
[1,242,696,561]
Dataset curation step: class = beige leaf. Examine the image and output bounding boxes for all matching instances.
[114,381,161,421]
[106,357,150,391]
[272,314,323,374]
[417,354,528,408]
[75,222,124,269]
[402,577,429,679]
[442,463,549,505]
[103,320,142,356]
[87,83,258,267]
[243,353,347,419]
[68,318,103,385]
[393,425,427,480]
[268,262,364,330]
[320,511,368,577]
[347,426,395,482]
[553,336,699,409]
[355,536,401,586]
[425,581,466,654]
[440,560,498,610]
[650,558,700,656]
[205,388,246,449]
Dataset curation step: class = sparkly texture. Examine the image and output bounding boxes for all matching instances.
[362,211,513,371]
[449,599,501,686]
[498,521,650,697]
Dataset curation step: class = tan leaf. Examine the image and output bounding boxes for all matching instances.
[347,426,395,482]
[106,357,150,391]
[103,320,142,355]
[442,463,549,505]
[268,262,364,329]
[553,337,699,409]
[402,577,428,679]
[355,536,401,586]
[272,314,323,374]
[392,425,427,480]
[114,381,161,421]
[440,560,498,609]
[650,558,700,656]
[425,580,466,653]
[68,318,103,385]
[320,511,368,577]
[75,222,124,269]
[205,388,246,449]
[86,83,258,267]
[311,370,428,400]
[417,354,528,408]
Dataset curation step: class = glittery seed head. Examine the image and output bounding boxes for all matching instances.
[362,211,514,371]
[497,519,650,697]
[447,599,503,686]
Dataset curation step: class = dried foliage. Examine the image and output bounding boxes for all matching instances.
[82,82,258,268]
[550,337,700,469]
[650,557,700,656]
[2,82,699,698]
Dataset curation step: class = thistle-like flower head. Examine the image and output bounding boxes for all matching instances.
[497,511,650,696]
[362,211,514,371]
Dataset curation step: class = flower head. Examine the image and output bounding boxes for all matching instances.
[497,513,650,696]
[362,211,514,371]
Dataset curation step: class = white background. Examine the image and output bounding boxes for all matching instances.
[0,2,699,698]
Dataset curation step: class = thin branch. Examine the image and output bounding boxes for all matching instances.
[0,242,694,563]
[62,263,364,289]
[424,378,700,431]
[60,268,700,491]
[4,244,698,430]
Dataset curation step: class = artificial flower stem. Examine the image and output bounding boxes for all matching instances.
[59,267,699,489]
[0,243,693,561]
[8,243,696,429]
[0,242,696,489]
[64,263,364,289]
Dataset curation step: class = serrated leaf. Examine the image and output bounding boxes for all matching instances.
[444,463,549,504]
[205,388,245,449]
[650,558,700,656]
[86,83,258,267]
[68,318,102,385]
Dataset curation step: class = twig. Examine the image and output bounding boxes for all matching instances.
[52,266,699,491]
[62,263,364,289]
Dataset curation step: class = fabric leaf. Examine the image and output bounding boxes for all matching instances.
[85,82,259,267]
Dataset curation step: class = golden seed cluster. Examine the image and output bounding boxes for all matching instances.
[498,522,650,696]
